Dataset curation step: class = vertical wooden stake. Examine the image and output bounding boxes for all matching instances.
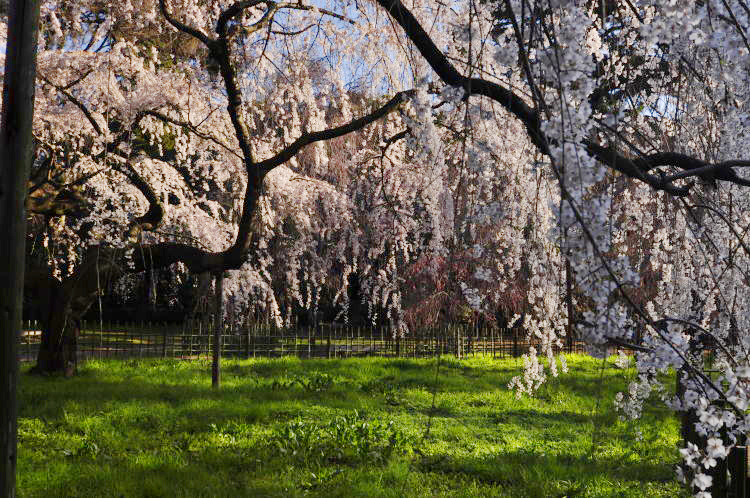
[212,272,224,388]
[565,258,574,353]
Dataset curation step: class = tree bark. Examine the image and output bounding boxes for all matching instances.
[31,286,80,377]
[0,1,41,496]
[26,266,97,376]
[212,272,224,388]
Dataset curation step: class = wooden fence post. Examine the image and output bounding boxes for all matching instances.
[245,325,250,359]
[326,324,331,359]
[212,272,224,389]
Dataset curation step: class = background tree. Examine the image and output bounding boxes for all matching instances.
[26,0,567,377]
[23,0,420,374]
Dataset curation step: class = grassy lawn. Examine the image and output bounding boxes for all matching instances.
[16,354,685,497]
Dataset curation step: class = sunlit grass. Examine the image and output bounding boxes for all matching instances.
[17,354,685,497]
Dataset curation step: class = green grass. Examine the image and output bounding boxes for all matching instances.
[16,354,685,497]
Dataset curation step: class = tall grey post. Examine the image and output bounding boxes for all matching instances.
[0,1,41,496]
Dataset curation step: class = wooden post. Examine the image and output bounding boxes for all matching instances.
[491,326,495,358]
[212,272,224,388]
[728,444,748,497]
[1,1,41,495]
[326,324,331,359]
[565,259,575,353]
[380,326,384,356]
[25,322,30,363]
[244,324,249,359]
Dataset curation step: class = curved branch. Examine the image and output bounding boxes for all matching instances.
[41,79,166,235]
[256,90,414,172]
[375,0,750,196]
[217,1,266,33]
[158,0,213,45]
[276,3,357,25]
[110,155,165,241]
[375,0,546,152]
[636,152,750,187]
[143,109,243,160]
[40,75,103,134]
[583,141,691,196]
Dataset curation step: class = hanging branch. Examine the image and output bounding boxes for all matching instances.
[374,0,750,197]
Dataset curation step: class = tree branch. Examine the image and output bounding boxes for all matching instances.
[256,90,414,172]
[375,0,750,197]
[40,75,103,135]
[158,0,213,45]
[143,109,243,160]
[375,0,546,152]
[276,3,357,25]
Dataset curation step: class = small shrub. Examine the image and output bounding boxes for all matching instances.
[271,419,325,461]
[325,410,413,464]
[271,371,338,392]
[270,410,413,466]
[299,371,336,392]
[359,380,397,394]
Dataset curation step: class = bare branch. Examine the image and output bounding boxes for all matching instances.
[375,0,545,151]
[40,75,103,135]
[277,3,357,25]
[375,0,750,197]
[256,90,414,172]
[143,110,244,160]
[158,0,213,45]
[217,0,265,33]
[219,1,276,38]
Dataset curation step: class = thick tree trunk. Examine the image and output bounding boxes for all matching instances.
[32,299,80,377]
[0,1,41,496]
[26,271,93,376]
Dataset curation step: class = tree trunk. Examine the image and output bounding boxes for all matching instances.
[0,1,41,496]
[32,297,80,377]
[26,272,94,376]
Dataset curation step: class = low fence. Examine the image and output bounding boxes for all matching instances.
[19,320,588,363]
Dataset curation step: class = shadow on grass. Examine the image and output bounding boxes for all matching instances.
[20,449,288,498]
[19,373,372,427]
[489,409,597,426]
[416,447,677,489]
